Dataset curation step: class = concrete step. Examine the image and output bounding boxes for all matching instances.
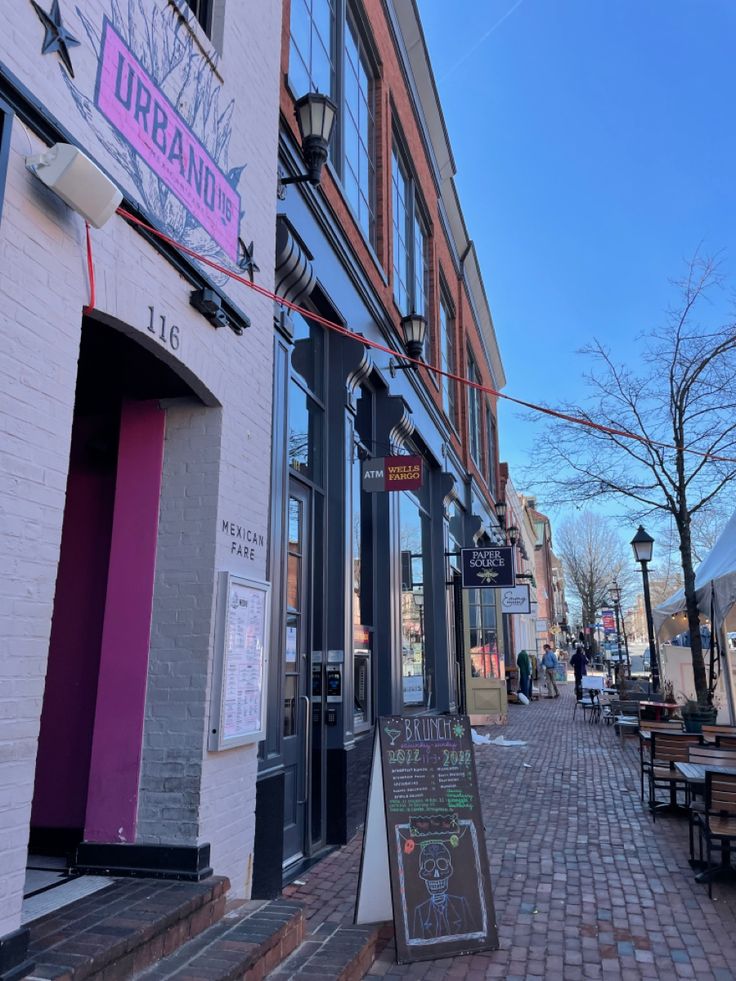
[24,875,229,980]
[132,899,304,981]
[265,920,386,981]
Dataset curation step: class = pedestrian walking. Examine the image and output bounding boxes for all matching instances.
[516,649,532,701]
[541,644,560,697]
[570,644,588,700]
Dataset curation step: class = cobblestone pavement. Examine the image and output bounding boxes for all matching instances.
[284,684,736,979]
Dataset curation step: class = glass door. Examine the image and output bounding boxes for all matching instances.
[282,482,311,867]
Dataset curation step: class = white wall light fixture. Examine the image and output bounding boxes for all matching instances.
[26,143,122,228]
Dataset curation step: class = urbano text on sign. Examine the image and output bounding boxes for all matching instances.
[95,18,241,260]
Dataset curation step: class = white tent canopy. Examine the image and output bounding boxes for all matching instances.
[653,510,736,636]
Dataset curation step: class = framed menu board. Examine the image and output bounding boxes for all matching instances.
[355,715,498,963]
[208,573,270,750]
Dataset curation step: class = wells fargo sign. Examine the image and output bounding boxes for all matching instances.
[95,18,241,259]
[362,456,423,493]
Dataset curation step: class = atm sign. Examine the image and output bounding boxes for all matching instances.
[361,456,423,492]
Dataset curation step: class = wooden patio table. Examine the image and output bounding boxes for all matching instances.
[638,700,680,721]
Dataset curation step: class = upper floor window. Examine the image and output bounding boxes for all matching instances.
[467,350,482,467]
[343,16,376,242]
[182,0,214,34]
[485,402,497,497]
[392,145,428,318]
[439,292,457,428]
[289,2,376,247]
[289,0,335,97]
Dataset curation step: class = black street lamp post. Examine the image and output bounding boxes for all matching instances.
[611,580,630,678]
[630,526,660,692]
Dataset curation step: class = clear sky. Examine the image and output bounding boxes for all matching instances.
[419,0,736,492]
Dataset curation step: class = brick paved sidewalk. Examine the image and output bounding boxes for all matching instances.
[283,686,736,980]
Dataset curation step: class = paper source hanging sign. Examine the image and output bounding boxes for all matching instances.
[362,456,423,492]
[461,546,514,589]
[95,18,241,260]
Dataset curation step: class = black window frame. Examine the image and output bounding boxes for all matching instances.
[391,135,430,321]
[288,0,378,248]
[485,400,498,498]
[0,98,13,227]
[439,280,457,429]
[467,348,482,468]
[181,0,214,35]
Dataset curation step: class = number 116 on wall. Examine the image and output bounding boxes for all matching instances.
[147,306,180,351]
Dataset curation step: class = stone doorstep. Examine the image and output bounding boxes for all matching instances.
[265,920,386,981]
[24,876,230,981]
[132,898,305,981]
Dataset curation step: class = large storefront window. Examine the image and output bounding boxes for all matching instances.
[289,313,325,482]
[400,490,430,707]
[467,588,503,680]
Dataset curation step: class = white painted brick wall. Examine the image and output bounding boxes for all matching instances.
[0,0,282,935]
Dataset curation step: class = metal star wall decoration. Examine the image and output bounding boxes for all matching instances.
[238,239,260,282]
[31,0,80,78]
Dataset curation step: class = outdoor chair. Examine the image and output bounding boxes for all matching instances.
[702,725,736,742]
[693,771,736,898]
[638,720,684,802]
[649,732,703,820]
[614,700,642,742]
[574,676,605,723]
[685,746,736,862]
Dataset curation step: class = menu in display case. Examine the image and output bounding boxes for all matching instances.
[209,574,270,750]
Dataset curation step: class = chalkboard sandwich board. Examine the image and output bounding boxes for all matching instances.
[355,715,498,964]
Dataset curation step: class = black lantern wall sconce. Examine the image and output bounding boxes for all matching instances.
[278,93,337,198]
[389,313,428,376]
[495,499,507,529]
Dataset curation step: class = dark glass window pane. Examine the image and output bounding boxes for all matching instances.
[468,353,481,465]
[288,497,302,548]
[289,0,335,99]
[287,553,300,610]
[343,18,375,245]
[392,150,409,313]
[182,0,212,33]
[400,492,428,706]
[288,381,323,482]
[291,312,324,398]
[440,298,457,426]
[283,674,298,736]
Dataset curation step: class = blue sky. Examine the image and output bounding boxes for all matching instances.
[420,0,736,486]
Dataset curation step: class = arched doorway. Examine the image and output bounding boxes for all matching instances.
[28,317,203,875]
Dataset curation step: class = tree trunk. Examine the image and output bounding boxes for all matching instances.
[679,515,708,702]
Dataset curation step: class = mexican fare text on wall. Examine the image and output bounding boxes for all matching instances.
[362,456,423,493]
[95,17,240,260]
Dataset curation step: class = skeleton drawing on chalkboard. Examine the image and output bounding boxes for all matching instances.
[412,840,474,940]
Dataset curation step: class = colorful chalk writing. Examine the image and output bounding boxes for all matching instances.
[377,714,498,963]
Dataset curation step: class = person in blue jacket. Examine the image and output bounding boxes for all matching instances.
[541,644,560,697]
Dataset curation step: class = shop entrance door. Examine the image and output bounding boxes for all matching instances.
[282,481,313,867]
[462,588,508,725]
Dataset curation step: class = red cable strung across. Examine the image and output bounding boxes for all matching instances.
[83,221,96,315]
[107,206,734,466]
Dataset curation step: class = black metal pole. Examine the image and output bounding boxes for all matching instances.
[640,560,660,692]
[613,598,627,678]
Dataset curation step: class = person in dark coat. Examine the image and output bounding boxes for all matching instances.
[517,649,532,701]
[570,645,588,700]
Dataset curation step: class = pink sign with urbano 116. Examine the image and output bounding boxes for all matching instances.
[95,18,240,260]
